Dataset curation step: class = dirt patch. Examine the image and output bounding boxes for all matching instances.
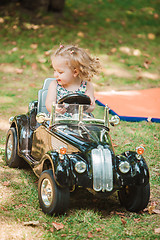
[0,155,44,240]
[0,119,10,131]
[0,63,16,73]
[102,65,132,78]
[0,217,44,240]
[0,182,14,205]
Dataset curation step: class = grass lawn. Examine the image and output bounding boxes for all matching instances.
[0,0,160,239]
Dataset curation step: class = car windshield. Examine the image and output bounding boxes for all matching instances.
[51,104,105,123]
[50,104,111,145]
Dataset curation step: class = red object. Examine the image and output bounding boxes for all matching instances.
[95,88,160,119]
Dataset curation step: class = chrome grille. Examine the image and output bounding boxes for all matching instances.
[91,146,113,192]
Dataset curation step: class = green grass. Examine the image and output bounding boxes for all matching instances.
[0,0,160,239]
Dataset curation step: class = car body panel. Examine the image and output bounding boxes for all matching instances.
[6,99,150,210]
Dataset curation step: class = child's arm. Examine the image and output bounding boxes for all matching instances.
[45,80,57,113]
[85,81,95,113]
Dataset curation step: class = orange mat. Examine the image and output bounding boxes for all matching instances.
[95,88,160,122]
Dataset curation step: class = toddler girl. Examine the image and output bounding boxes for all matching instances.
[45,44,100,113]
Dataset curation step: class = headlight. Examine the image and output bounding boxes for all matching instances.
[75,161,87,174]
[119,161,130,173]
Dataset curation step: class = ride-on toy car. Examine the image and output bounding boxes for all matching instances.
[5,78,150,215]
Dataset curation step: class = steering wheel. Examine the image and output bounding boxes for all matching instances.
[58,93,91,114]
[58,93,91,105]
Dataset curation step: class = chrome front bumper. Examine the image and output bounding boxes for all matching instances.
[91,146,113,192]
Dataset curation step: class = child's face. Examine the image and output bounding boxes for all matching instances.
[52,56,77,87]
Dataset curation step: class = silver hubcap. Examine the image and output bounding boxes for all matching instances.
[41,178,53,207]
[7,134,13,160]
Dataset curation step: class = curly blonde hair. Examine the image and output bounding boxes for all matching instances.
[52,45,100,81]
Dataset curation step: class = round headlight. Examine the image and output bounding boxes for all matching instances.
[119,161,130,174]
[75,161,87,174]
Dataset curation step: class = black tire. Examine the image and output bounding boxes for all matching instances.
[5,127,22,168]
[118,183,150,212]
[38,170,70,215]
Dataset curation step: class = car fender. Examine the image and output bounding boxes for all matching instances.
[9,114,32,156]
[115,151,149,187]
[33,151,70,188]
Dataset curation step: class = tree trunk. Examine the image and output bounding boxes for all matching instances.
[20,0,65,12]
[49,0,65,12]
[21,0,49,11]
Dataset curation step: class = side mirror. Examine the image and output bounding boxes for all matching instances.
[36,112,49,123]
[109,115,120,126]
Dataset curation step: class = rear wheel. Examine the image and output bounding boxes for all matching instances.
[5,128,22,168]
[38,170,70,215]
[118,183,150,212]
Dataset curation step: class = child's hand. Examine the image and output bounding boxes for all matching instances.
[56,103,68,114]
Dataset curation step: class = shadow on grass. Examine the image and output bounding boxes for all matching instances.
[69,187,122,216]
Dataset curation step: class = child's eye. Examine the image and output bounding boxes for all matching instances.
[59,72,63,74]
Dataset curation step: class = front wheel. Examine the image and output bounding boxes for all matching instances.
[118,183,150,212]
[38,170,70,215]
[5,127,22,168]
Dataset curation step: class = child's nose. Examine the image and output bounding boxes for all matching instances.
[54,71,58,78]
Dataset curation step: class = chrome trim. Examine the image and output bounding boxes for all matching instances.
[41,178,53,207]
[91,146,113,192]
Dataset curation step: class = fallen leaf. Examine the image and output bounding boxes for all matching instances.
[1,206,8,211]
[20,55,25,59]
[11,41,17,45]
[148,205,155,214]
[152,209,160,214]
[11,47,18,52]
[96,228,101,232]
[15,204,26,209]
[3,181,10,187]
[154,136,158,141]
[148,33,155,40]
[52,222,64,231]
[61,234,67,237]
[31,63,38,70]
[77,32,84,37]
[44,49,52,56]
[134,218,141,223]
[151,201,157,206]
[119,46,131,55]
[121,21,126,26]
[146,202,157,214]
[121,218,127,225]
[115,211,125,216]
[38,57,46,63]
[41,64,48,72]
[87,231,93,238]
[23,220,39,226]
[137,34,146,39]
[154,13,159,19]
[133,49,141,56]
[110,48,117,53]
[105,18,111,23]
[154,228,160,234]
[16,68,23,74]
[30,43,38,49]
[0,17,4,23]
[113,143,118,147]
[13,25,17,30]
[29,83,36,87]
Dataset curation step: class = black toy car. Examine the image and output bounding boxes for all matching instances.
[5,78,150,215]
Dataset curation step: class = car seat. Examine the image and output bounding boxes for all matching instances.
[37,78,55,114]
